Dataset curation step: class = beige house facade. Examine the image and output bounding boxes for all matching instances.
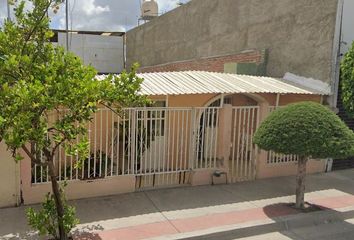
[0,71,329,207]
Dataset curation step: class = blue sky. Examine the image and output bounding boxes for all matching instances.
[1,0,190,31]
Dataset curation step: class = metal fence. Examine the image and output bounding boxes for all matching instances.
[32,107,220,185]
[229,106,259,182]
[266,106,298,164]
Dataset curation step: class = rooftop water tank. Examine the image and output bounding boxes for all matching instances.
[141,0,158,20]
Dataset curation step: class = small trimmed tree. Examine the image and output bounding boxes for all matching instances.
[341,41,354,116]
[254,102,354,209]
[0,1,147,239]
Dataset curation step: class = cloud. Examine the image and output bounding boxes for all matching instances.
[0,0,8,26]
[80,0,110,16]
[0,0,190,31]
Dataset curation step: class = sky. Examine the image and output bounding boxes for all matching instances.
[0,0,190,31]
[341,0,354,54]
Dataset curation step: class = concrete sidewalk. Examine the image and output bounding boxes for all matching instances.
[1,169,354,240]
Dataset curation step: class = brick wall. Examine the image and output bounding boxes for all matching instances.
[139,50,264,73]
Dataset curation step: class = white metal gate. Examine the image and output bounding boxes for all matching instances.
[229,106,259,182]
[31,107,220,190]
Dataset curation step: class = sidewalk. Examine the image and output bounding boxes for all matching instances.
[1,169,354,240]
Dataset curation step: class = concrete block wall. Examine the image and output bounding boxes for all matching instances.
[127,0,339,83]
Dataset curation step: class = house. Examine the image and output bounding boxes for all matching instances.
[0,0,350,208]
[14,71,329,205]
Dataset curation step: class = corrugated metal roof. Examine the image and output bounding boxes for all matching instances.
[97,71,330,96]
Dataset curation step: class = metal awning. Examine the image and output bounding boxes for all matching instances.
[97,71,330,96]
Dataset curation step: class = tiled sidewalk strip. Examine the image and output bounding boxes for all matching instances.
[78,195,354,240]
[75,190,354,240]
[94,204,299,240]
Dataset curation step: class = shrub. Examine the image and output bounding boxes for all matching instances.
[26,187,78,239]
[341,41,354,116]
[254,101,354,208]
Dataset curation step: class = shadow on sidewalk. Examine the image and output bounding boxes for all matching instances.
[72,224,104,240]
[1,170,354,239]
[183,203,354,240]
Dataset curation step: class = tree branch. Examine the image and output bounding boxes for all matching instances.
[100,102,121,116]
[20,0,55,56]
[22,145,42,165]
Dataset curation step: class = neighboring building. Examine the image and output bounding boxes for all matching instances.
[341,0,354,55]
[126,0,354,171]
[52,30,125,74]
[127,0,340,89]
[332,0,354,170]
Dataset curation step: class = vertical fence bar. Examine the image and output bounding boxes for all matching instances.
[214,108,219,168]
[184,110,189,171]
[201,109,206,169]
[122,111,126,175]
[99,109,103,177]
[249,108,255,178]
[87,121,91,179]
[128,110,132,175]
[116,113,120,175]
[110,111,114,176]
[171,110,175,173]
[180,110,184,173]
[231,109,236,182]
[244,109,250,178]
[236,108,242,180]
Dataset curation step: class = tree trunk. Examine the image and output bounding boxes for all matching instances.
[295,156,308,209]
[48,159,68,240]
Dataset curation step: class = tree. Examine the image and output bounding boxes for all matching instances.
[0,1,147,239]
[254,102,354,209]
[341,41,354,116]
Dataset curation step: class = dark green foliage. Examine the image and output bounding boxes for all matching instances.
[341,41,354,116]
[26,188,78,239]
[254,102,354,159]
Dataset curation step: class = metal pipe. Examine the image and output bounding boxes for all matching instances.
[7,0,11,21]
[65,0,69,51]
